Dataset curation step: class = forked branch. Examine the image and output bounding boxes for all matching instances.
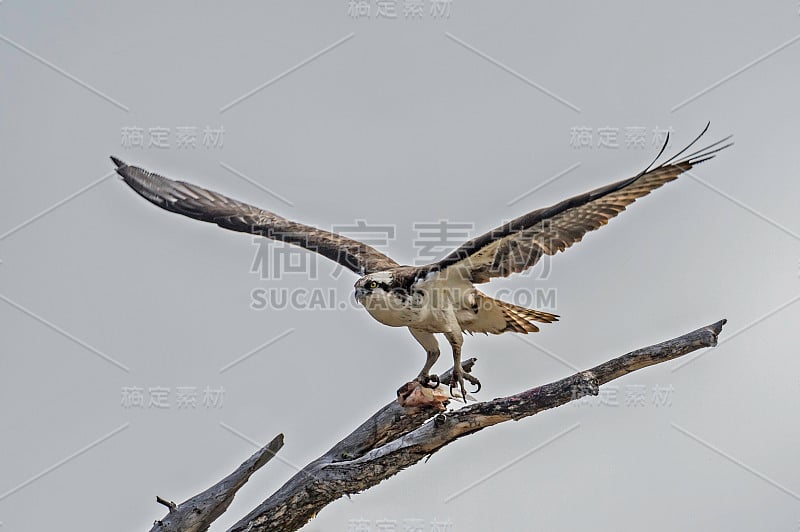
[147,319,727,532]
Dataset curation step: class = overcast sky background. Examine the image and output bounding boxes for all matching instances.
[2,2,799,531]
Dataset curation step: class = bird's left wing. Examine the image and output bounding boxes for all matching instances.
[423,124,732,283]
[112,157,400,275]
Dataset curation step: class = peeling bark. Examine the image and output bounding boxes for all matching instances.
[143,320,726,532]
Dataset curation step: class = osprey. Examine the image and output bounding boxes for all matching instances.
[112,124,730,402]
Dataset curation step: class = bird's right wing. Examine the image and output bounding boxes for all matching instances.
[424,124,732,283]
[112,157,400,275]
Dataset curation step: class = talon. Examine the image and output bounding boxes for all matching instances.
[417,374,440,388]
[448,371,469,403]
[449,381,463,402]
[462,373,481,394]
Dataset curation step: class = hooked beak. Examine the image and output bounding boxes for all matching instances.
[354,287,368,303]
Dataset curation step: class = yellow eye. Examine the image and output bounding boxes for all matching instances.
[368,281,378,289]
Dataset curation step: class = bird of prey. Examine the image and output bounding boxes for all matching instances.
[112,124,731,402]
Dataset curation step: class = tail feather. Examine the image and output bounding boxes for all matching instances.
[462,293,558,334]
[495,299,559,333]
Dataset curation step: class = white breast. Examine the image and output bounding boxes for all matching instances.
[360,272,478,333]
[360,290,424,328]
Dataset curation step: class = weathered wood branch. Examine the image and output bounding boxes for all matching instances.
[146,320,726,532]
[229,319,727,531]
[148,434,284,532]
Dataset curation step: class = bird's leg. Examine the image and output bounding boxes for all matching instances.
[449,344,468,402]
[416,349,441,388]
[407,329,441,390]
[444,332,477,402]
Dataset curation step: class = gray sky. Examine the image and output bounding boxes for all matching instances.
[2,1,799,531]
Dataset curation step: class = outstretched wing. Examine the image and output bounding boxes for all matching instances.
[426,124,732,283]
[112,158,400,275]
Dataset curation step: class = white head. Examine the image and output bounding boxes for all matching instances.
[353,270,423,327]
[353,271,396,305]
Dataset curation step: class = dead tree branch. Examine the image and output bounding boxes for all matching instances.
[148,434,284,532]
[145,319,726,532]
